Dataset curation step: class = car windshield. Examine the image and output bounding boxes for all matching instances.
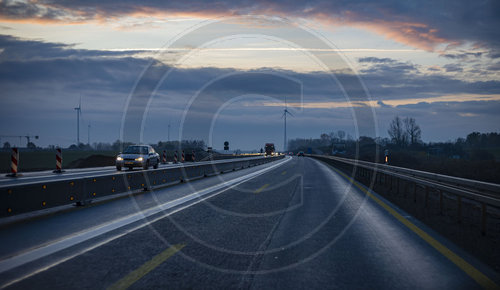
[123,146,148,154]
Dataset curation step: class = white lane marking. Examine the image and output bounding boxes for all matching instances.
[0,156,291,276]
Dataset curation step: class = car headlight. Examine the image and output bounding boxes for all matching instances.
[116,156,123,161]
[135,157,143,161]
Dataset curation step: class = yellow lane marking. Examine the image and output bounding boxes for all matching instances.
[329,166,499,290]
[107,244,186,290]
[254,184,269,194]
[281,171,287,175]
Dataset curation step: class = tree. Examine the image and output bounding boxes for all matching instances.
[337,130,346,141]
[466,132,481,148]
[329,132,337,142]
[3,142,10,149]
[320,133,331,145]
[388,116,408,147]
[404,117,422,145]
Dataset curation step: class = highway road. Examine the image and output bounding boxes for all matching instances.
[0,156,498,289]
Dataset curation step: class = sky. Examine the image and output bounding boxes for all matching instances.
[0,0,499,151]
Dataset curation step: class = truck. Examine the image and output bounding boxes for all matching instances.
[265,143,275,156]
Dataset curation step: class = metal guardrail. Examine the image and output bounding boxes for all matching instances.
[0,155,284,218]
[309,154,500,235]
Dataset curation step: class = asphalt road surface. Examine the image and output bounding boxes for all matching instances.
[0,156,498,289]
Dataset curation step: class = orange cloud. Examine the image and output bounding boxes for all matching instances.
[0,2,468,52]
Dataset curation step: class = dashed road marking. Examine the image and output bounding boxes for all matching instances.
[255,183,270,194]
[107,244,185,290]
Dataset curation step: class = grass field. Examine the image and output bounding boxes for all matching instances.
[0,150,118,173]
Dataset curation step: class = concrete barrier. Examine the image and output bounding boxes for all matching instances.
[0,155,284,217]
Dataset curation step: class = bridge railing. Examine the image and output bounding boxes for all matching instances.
[1,155,285,219]
[309,154,500,235]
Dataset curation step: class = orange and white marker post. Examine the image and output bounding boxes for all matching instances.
[162,150,167,164]
[181,150,185,163]
[191,150,195,162]
[174,151,178,163]
[54,147,64,173]
[7,147,19,177]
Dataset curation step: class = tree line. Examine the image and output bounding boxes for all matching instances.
[2,139,207,152]
[286,116,499,182]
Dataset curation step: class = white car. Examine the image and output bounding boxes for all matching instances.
[116,145,160,171]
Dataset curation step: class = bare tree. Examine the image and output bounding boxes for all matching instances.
[337,130,346,141]
[388,116,408,146]
[404,117,421,145]
[320,133,331,145]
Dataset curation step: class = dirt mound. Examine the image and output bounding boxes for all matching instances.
[68,154,116,168]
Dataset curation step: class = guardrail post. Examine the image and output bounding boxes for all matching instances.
[457,196,462,224]
[424,186,429,208]
[389,175,393,192]
[413,183,417,203]
[439,190,443,215]
[481,203,487,236]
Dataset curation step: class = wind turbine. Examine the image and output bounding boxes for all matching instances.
[168,120,171,142]
[87,122,91,146]
[74,96,82,146]
[282,96,293,152]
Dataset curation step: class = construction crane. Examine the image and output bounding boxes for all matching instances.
[0,135,39,147]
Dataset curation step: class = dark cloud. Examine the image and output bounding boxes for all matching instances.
[1,36,498,101]
[442,52,483,60]
[0,35,499,147]
[443,64,463,73]
[487,62,500,71]
[359,57,417,75]
[377,100,392,108]
[0,34,144,61]
[1,0,499,55]
[488,52,500,59]
[358,57,395,64]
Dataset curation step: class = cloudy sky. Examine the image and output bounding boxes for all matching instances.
[0,0,499,150]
